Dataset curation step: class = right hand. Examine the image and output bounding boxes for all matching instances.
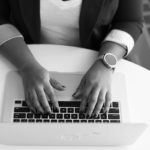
[19,64,66,114]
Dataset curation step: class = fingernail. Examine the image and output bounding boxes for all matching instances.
[72,92,76,97]
[86,114,90,118]
[79,107,84,113]
[95,114,98,118]
[46,109,51,113]
[40,110,44,114]
[92,114,96,118]
[79,108,84,113]
[55,107,60,112]
[104,107,109,113]
[31,109,35,114]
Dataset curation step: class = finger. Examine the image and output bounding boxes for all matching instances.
[86,86,100,116]
[36,87,52,113]
[73,77,86,99]
[25,91,36,113]
[31,90,44,114]
[27,90,42,113]
[50,78,66,91]
[79,99,87,113]
[44,84,59,110]
[79,83,92,112]
[104,91,112,113]
[93,89,107,116]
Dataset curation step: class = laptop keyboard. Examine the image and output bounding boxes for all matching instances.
[13,100,121,123]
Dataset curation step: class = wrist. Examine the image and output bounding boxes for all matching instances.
[19,61,43,75]
[99,41,126,61]
[95,59,114,73]
[97,53,117,71]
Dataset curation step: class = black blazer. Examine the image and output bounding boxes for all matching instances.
[0,0,143,51]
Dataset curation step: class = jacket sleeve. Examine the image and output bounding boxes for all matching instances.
[111,0,144,42]
[0,0,23,46]
[0,0,10,25]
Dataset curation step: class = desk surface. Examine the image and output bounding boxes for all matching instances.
[0,45,150,150]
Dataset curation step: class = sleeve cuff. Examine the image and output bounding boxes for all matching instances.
[0,24,24,46]
[103,29,135,57]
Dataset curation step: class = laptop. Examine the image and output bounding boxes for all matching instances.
[0,71,147,146]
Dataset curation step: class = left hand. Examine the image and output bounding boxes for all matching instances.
[73,59,114,117]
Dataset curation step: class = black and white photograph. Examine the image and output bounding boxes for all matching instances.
[0,0,150,149]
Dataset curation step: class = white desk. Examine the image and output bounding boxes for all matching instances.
[0,45,150,150]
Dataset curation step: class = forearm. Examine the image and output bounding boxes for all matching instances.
[98,41,126,61]
[0,37,40,69]
[111,0,143,42]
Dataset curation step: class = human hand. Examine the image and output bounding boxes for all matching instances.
[19,64,66,114]
[73,60,113,117]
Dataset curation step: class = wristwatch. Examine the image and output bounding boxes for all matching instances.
[97,53,118,70]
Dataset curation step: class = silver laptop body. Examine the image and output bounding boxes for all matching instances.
[0,71,147,146]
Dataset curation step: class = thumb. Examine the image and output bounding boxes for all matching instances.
[50,78,66,91]
[72,77,85,99]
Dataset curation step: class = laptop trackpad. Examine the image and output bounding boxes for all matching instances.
[51,72,83,101]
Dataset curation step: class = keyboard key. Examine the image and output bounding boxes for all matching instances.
[21,119,27,122]
[58,120,65,123]
[14,107,30,113]
[109,108,119,113]
[79,113,86,119]
[51,120,57,123]
[60,108,66,113]
[101,113,107,119]
[28,119,35,122]
[13,119,20,122]
[49,114,55,119]
[42,114,48,119]
[43,120,50,122]
[52,108,59,113]
[88,120,94,123]
[59,101,80,107]
[81,120,87,123]
[27,113,34,118]
[95,120,102,123]
[73,120,79,123]
[34,114,41,118]
[14,113,26,118]
[64,114,70,119]
[57,114,63,119]
[22,101,28,106]
[75,108,80,113]
[36,119,42,122]
[112,102,119,108]
[110,120,120,123]
[71,114,78,119]
[68,108,74,113]
[86,115,93,119]
[90,115,97,119]
[15,100,22,104]
[108,114,120,119]
[103,120,109,123]
[66,120,72,123]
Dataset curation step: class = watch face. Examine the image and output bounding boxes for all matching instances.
[104,53,117,67]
